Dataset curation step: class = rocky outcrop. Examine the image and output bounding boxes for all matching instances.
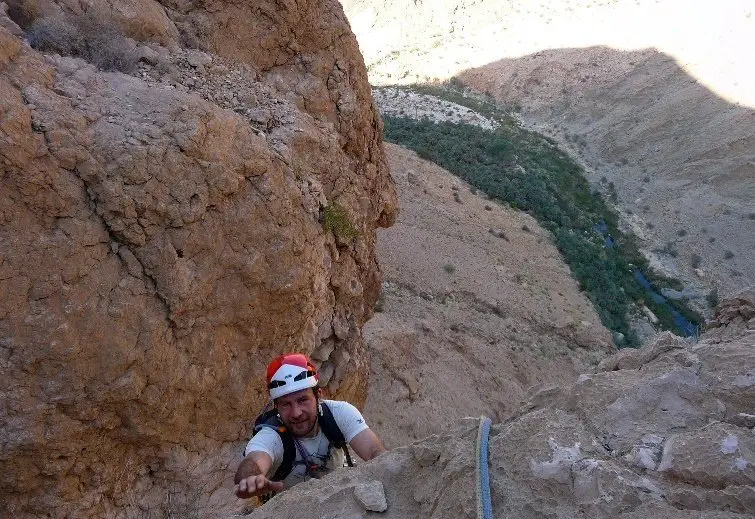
[0,1,396,517]
[253,291,754,518]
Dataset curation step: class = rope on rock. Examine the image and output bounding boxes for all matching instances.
[475,416,494,519]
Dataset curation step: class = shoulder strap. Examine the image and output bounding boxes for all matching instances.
[318,401,346,446]
[253,413,296,482]
[318,402,354,467]
[271,431,296,482]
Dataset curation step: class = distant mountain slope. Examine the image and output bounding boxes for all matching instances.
[363,142,614,448]
[460,47,754,302]
[340,0,755,304]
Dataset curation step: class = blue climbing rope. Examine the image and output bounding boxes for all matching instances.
[475,416,494,519]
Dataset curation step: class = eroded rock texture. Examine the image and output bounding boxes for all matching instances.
[253,291,755,518]
[0,1,396,516]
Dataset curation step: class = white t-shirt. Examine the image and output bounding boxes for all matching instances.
[244,400,369,489]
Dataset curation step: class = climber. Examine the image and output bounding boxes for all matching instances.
[234,352,387,501]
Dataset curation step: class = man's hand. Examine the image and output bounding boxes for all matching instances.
[235,474,285,499]
[234,452,279,499]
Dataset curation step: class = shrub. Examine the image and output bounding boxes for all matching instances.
[443,263,456,274]
[724,250,735,260]
[706,288,719,308]
[27,15,86,56]
[677,229,687,237]
[655,241,678,257]
[323,203,359,240]
[27,12,137,73]
[374,294,385,313]
[489,228,509,241]
[690,254,702,268]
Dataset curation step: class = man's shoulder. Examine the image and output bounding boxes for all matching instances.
[248,424,284,447]
[322,399,362,416]
[322,399,355,408]
[245,423,284,458]
[322,399,368,442]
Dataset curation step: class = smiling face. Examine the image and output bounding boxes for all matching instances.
[275,388,319,437]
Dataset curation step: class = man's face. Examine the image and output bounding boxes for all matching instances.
[276,388,318,437]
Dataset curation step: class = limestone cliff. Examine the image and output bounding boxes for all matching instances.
[0,1,396,517]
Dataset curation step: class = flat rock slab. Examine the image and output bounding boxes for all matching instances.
[354,480,388,512]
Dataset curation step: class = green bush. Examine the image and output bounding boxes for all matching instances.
[323,203,359,240]
[383,104,698,345]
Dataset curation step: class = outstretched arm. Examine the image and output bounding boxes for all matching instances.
[234,451,284,498]
[348,428,387,461]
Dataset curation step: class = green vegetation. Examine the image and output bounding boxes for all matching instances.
[323,203,360,240]
[381,85,700,345]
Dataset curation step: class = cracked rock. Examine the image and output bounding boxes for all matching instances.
[354,481,388,512]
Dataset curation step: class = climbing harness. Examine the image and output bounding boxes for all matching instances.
[475,416,494,519]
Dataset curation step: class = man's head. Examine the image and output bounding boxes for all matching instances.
[275,387,319,437]
[266,353,321,437]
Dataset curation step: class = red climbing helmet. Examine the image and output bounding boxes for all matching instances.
[266,353,319,400]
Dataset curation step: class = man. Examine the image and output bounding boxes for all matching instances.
[235,352,387,500]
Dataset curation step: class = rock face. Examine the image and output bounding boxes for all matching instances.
[0,1,396,517]
[250,291,755,518]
